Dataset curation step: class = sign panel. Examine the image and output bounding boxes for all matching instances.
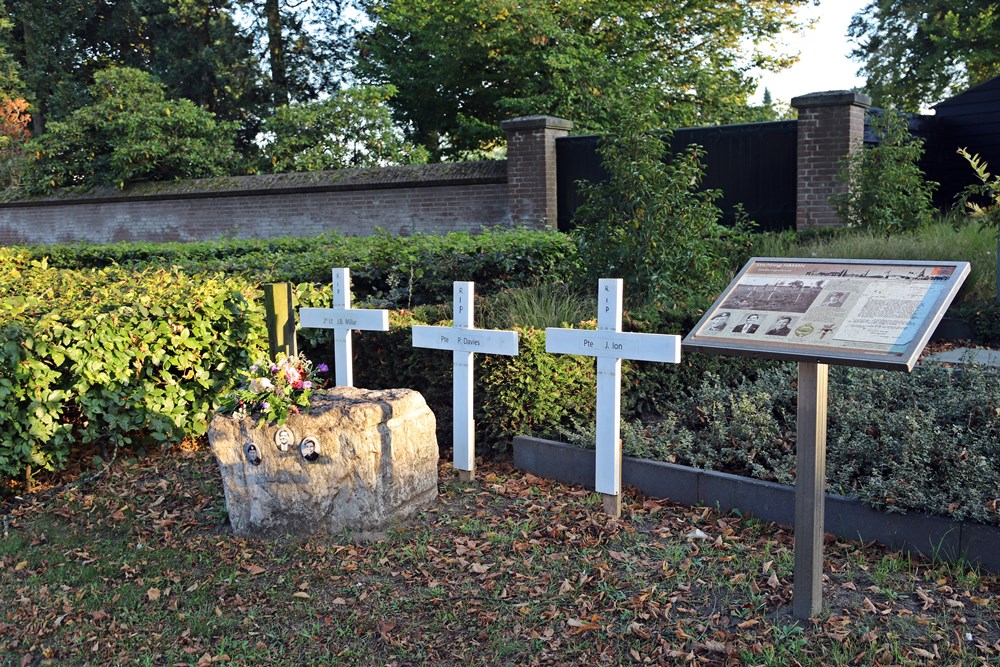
[683,258,970,371]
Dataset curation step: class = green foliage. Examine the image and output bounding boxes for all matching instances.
[25,228,579,308]
[849,0,1000,110]
[357,0,810,157]
[572,122,752,309]
[832,111,938,234]
[623,363,1000,526]
[479,284,592,330]
[261,86,429,172]
[957,147,1000,225]
[0,256,264,479]
[478,328,596,448]
[19,67,238,194]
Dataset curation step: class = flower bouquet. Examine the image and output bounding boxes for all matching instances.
[220,353,329,426]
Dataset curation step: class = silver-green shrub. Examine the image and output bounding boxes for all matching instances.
[625,363,1000,525]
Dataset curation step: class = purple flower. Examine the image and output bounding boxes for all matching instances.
[316,363,329,373]
[259,401,271,411]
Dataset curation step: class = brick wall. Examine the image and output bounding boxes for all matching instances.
[0,116,572,246]
[791,91,871,230]
[0,162,510,245]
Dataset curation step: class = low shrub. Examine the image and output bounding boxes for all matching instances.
[0,261,264,479]
[26,228,579,308]
[616,363,1000,526]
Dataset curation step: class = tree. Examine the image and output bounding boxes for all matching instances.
[831,111,938,234]
[849,0,1000,110]
[356,0,809,159]
[20,67,237,194]
[261,86,428,172]
[238,0,361,106]
[3,0,264,148]
[572,116,751,309]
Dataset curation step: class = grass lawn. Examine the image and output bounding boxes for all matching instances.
[1,446,998,666]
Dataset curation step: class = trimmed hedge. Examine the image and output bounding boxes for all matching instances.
[0,250,264,478]
[26,228,579,308]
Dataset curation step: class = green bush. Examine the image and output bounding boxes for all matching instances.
[26,228,578,308]
[18,67,238,194]
[0,261,264,479]
[832,110,938,234]
[572,121,752,310]
[619,363,1000,526]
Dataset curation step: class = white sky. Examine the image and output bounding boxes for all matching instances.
[753,0,870,105]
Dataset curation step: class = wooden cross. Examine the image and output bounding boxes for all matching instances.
[412,282,519,481]
[299,268,389,387]
[545,279,681,516]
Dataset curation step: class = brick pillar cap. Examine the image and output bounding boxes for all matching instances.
[500,115,574,132]
[790,90,871,109]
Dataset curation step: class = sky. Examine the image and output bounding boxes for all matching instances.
[753,0,870,105]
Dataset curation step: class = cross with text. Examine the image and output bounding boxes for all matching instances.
[412,282,519,480]
[299,268,390,386]
[546,279,681,515]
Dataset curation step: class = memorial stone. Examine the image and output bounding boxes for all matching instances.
[208,386,439,537]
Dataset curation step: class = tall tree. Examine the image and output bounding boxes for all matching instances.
[239,0,360,105]
[21,67,237,193]
[849,0,1000,110]
[3,0,263,144]
[356,0,808,159]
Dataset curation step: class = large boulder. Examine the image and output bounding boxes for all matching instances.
[208,387,439,537]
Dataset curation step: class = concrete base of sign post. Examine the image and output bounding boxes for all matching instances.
[513,436,1000,574]
[458,470,475,482]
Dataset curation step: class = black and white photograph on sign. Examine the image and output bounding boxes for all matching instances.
[765,316,794,337]
[684,258,970,371]
[707,311,731,331]
[719,278,826,313]
[732,313,761,334]
[822,291,848,307]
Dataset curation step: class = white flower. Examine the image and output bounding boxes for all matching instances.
[249,377,275,394]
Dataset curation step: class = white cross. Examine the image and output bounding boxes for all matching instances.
[546,279,681,513]
[299,268,389,387]
[412,282,519,480]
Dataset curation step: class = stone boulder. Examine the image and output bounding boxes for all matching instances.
[208,387,439,537]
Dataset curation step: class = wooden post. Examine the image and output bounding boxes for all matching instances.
[793,361,829,619]
[263,282,297,362]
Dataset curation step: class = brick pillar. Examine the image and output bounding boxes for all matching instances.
[791,91,871,231]
[500,115,573,229]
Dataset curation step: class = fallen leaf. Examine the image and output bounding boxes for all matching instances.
[244,564,267,576]
[14,561,27,572]
[146,587,161,602]
[292,591,310,599]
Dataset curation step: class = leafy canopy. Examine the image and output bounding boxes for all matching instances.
[261,86,428,172]
[849,0,1000,110]
[357,0,809,159]
[21,67,237,194]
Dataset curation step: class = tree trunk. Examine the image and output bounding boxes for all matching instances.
[265,0,287,106]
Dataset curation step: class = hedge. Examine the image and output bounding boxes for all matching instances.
[0,250,265,478]
[25,228,579,308]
